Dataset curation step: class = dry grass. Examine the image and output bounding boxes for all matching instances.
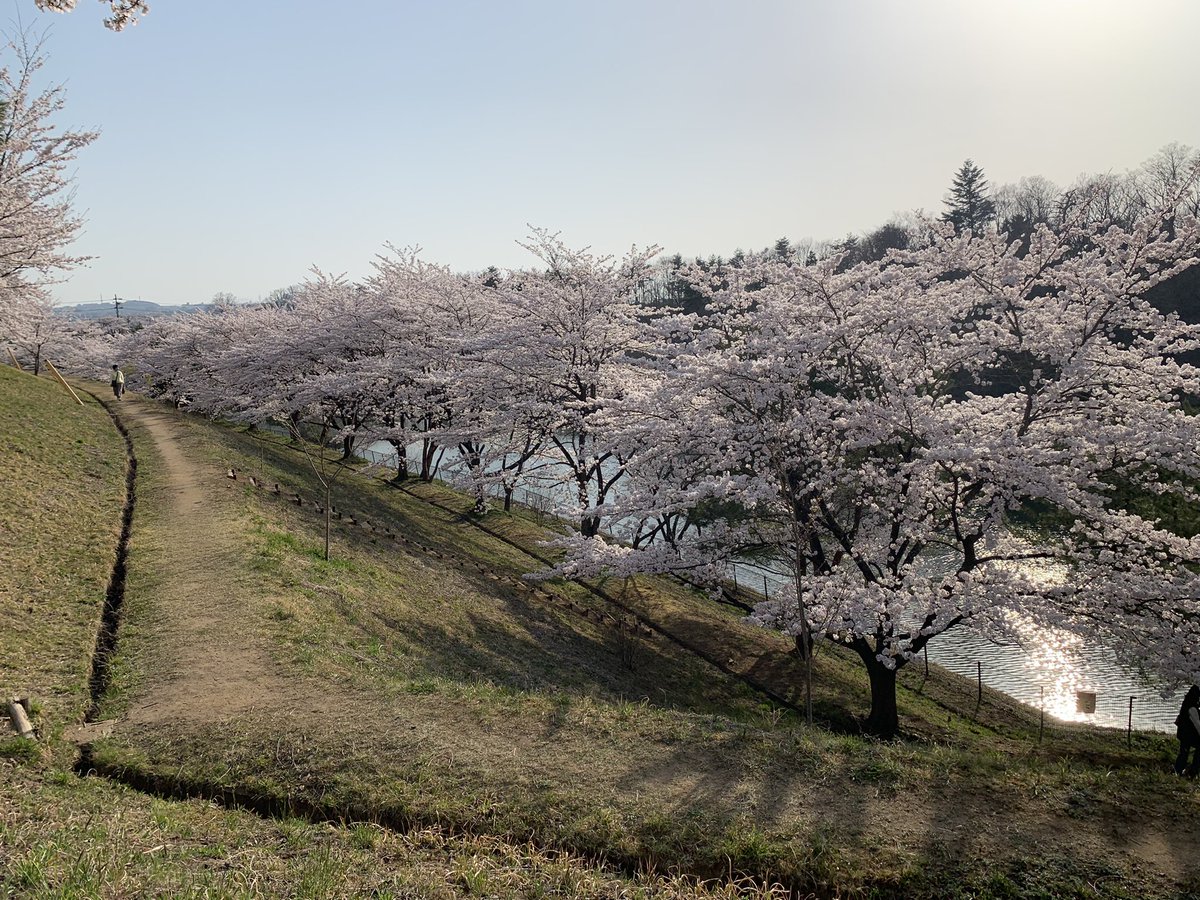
[0,367,124,746]
[0,374,794,899]
[4,374,1200,898]
[86,409,1200,896]
[2,759,797,898]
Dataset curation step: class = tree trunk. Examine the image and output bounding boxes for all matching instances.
[503,486,513,512]
[577,474,599,536]
[341,434,355,461]
[389,439,408,482]
[420,438,437,482]
[463,445,487,514]
[795,632,814,727]
[853,641,900,738]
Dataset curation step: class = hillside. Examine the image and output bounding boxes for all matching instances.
[2,364,1199,898]
[55,300,212,320]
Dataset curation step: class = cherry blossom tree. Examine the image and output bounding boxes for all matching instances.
[0,31,97,364]
[353,246,474,485]
[490,229,660,535]
[34,0,147,31]
[558,177,1200,737]
[4,294,57,373]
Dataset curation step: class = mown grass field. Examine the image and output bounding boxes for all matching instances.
[3,364,1200,898]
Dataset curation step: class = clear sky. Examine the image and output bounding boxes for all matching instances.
[22,0,1200,305]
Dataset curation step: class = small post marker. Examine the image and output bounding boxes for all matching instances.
[1127,696,1134,748]
[7,697,34,739]
[44,360,84,405]
[1039,686,1044,744]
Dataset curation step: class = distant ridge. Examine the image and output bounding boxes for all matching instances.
[56,300,212,319]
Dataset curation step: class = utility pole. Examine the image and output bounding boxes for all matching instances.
[112,294,123,318]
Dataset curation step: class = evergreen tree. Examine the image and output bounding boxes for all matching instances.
[941,159,996,236]
[833,233,861,272]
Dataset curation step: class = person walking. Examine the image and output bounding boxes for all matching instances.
[110,364,125,400]
[1174,685,1200,777]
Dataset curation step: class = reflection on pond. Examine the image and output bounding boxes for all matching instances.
[924,614,1179,732]
[741,561,1184,733]
[928,548,1181,732]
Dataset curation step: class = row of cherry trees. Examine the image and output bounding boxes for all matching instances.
[125,229,660,537]
[102,172,1200,736]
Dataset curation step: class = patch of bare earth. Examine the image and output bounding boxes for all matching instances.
[111,400,317,726]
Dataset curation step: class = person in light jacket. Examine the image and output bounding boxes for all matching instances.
[110,364,125,399]
[1175,685,1200,777]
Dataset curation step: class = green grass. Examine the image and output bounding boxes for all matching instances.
[0,367,124,752]
[5,761,796,899]
[3,370,1200,898]
[1,371,797,899]
[86,408,1199,896]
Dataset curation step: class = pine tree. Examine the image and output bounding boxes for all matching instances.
[941,159,996,236]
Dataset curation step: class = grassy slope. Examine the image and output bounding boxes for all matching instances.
[0,369,786,899]
[0,367,123,750]
[78,405,1200,898]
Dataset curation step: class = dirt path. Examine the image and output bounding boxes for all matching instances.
[108,397,308,727]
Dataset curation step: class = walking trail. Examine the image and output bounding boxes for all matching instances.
[108,396,314,727]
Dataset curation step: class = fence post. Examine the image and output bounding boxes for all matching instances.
[1039,686,1044,744]
[763,574,769,600]
[976,661,982,705]
[923,644,929,678]
[1127,696,1134,748]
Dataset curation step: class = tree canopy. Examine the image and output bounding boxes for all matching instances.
[33,0,147,30]
[942,159,997,236]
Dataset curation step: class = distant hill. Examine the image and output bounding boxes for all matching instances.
[56,300,212,319]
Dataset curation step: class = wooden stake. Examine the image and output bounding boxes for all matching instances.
[43,360,84,405]
[1039,686,1044,744]
[8,697,34,739]
[5,347,21,369]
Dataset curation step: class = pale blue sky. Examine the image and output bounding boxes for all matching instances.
[23,0,1200,305]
